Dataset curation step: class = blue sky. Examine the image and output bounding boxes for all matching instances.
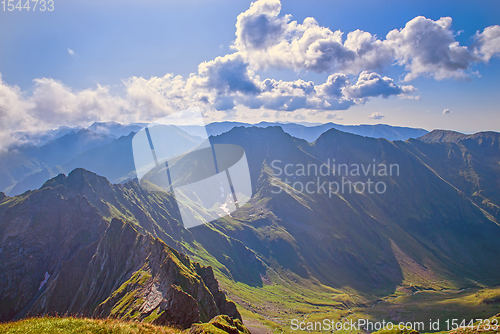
[0,0,499,140]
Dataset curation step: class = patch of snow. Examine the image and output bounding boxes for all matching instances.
[38,271,50,290]
[220,202,232,216]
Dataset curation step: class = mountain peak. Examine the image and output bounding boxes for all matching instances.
[67,168,113,190]
[418,129,500,144]
[315,126,371,143]
[41,168,113,194]
[213,125,291,143]
[417,130,468,143]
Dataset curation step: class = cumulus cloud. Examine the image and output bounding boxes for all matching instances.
[344,71,416,99]
[233,0,500,80]
[124,74,200,117]
[235,71,415,112]
[473,25,500,62]
[178,46,416,113]
[234,0,287,51]
[368,112,385,120]
[68,48,77,56]
[196,53,261,95]
[0,76,130,150]
[386,16,479,81]
[0,75,134,128]
[214,96,236,111]
[234,0,356,73]
[443,108,452,114]
[316,73,350,97]
[0,75,35,148]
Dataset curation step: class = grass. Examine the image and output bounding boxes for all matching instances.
[0,317,182,334]
[0,316,255,334]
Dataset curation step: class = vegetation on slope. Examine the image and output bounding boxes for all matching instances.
[0,317,181,334]
[0,315,251,334]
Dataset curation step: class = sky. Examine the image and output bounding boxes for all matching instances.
[1,0,500,149]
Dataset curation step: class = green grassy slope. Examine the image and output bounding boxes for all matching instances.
[0,317,181,334]
[0,315,251,334]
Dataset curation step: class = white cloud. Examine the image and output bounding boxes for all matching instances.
[68,48,77,56]
[234,0,287,52]
[196,53,261,95]
[473,25,500,62]
[316,73,350,97]
[233,0,500,80]
[368,112,385,120]
[344,71,416,100]
[234,0,356,73]
[443,108,452,114]
[259,110,270,118]
[0,75,35,149]
[0,75,171,151]
[385,16,479,81]
[232,71,415,112]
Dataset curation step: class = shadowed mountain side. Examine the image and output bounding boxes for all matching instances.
[411,130,500,219]
[0,183,240,328]
[417,129,470,143]
[33,168,266,287]
[204,126,500,293]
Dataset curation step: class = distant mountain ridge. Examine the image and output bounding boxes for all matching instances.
[1,121,427,196]
[0,129,115,194]
[180,121,428,142]
[15,121,427,147]
[418,129,500,144]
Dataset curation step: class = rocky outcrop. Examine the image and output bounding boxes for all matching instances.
[189,315,251,334]
[86,219,240,329]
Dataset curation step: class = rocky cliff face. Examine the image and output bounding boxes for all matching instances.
[0,186,107,321]
[0,181,240,328]
[85,219,240,329]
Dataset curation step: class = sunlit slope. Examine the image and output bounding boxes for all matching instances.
[0,315,250,334]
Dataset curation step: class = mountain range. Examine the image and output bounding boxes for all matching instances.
[181,121,428,142]
[0,121,428,197]
[1,125,499,331]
